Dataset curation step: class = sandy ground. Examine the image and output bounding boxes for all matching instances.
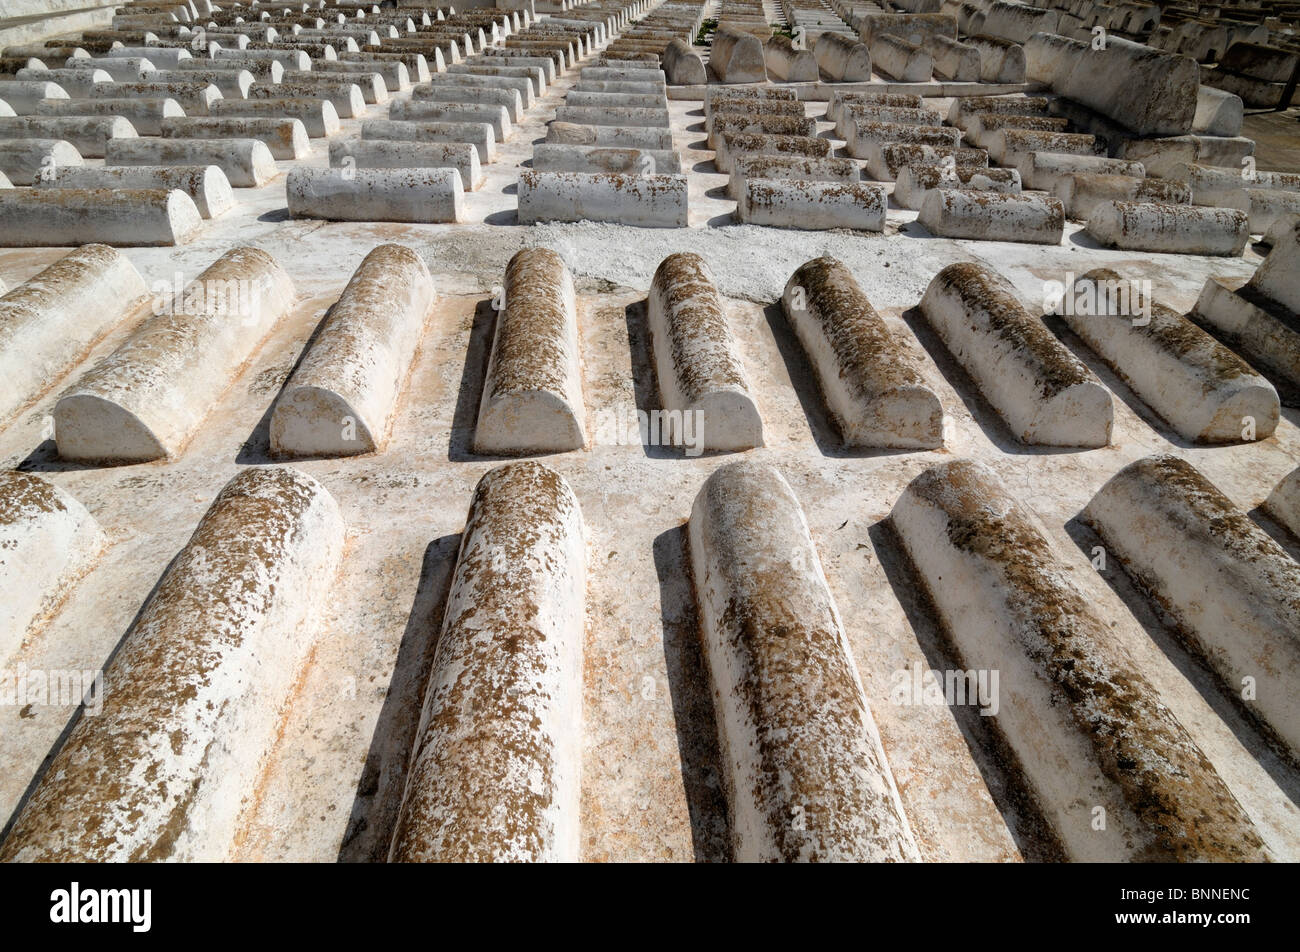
[1,41,1298,863]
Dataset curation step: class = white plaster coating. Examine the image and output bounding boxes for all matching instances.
[272,244,435,457]
[815,32,871,82]
[74,55,155,82]
[663,37,705,85]
[55,246,296,461]
[709,27,767,83]
[151,66,253,99]
[728,153,860,199]
[452,63,546,98]
[286,166,465,223]
[90,80,221,116]
[366,113,497,164]
[420,72,535,109]
[1032,32,1200,136]
[105,45,191,68]
[553,104,670,128]
[547,120,673,150]
[1194,85,1244,137]
[871,34,932,82]
[717,131,831,174]
[14,68,108,99]
[533,142,680,175]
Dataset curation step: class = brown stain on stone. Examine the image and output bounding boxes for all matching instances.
[722,131,831,163]
[651,252,750,400]
[0,470,68,525]
[711,113,816,139]
[929,261,1091,400]
[484,246,579,398]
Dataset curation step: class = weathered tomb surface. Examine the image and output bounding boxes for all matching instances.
[0,13,1299,864]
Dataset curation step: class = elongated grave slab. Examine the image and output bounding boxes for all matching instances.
[0,187,203,247]
[689,460,920,862]
[1266,466,1300,540]
[389,461,584,862]
[105,136,277,187]
[517,169,688,228]
[55,246,296,462]
[918,262,1112,447]
[159,116,310,161]
[473,248,585,455]
[35,97,183,136]
[1063,269,1277,443]
[331,137,482,190]
[1085,455,1300,759]
[0,472,104,663]
[208,98,340,138]
[893,165,1020,211]
[1086,201,1249,256]
[0,137,81,185]
[286,167,465,224]
[647,252,762,453]
[1054,173,1190,221]
[1190,221,1300,403]
[0,466,345,861]
[271,244,434,457]
[0,243,148,426]
[917,189,1064,245]
[36,164,235,219]
[782,256,943,448]
[738,178,885,232]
